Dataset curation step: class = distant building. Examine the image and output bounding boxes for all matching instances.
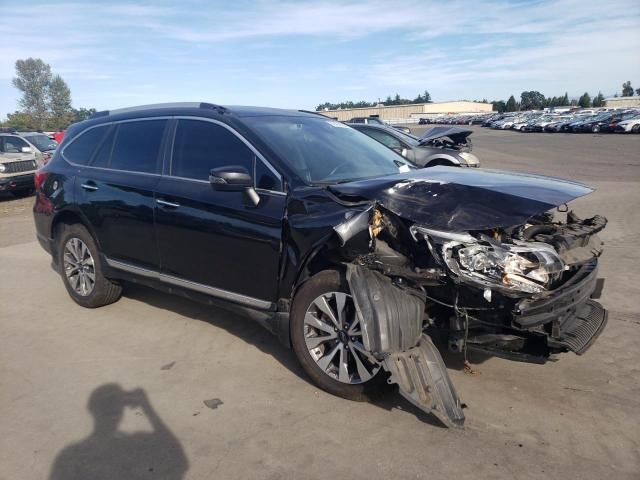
[604,96,640,108]
[318,101,493,122]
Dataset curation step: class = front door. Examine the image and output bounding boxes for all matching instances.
[155,118,285,305]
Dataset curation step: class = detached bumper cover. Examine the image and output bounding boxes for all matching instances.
[514,259,607,354]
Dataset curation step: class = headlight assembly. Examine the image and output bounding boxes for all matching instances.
[0,163,6,173]
[411,226,566,295]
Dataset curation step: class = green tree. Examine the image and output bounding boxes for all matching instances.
[48,75,73,129]
[505,95,518,112]
[520,90,546,110]
[560,92,570,106]
[491,100,506,112]
[12,58,52,129]
[5,111,36,130]
[592,91,605,107]
[622,81,634,97]
[578,92,591,108]
[71,107,97,123]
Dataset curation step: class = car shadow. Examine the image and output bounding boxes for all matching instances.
[48,384,188,480]
[120,283,458,427]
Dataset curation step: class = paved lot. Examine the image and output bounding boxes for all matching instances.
[1,129,639,480]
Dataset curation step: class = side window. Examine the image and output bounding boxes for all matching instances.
[365,129,403,151]
[172,120,254,181]
[2,136,29,153]
[63,126,109,165]
[255,160,281,191]
[110,120,167,173]
[90,126,115,168]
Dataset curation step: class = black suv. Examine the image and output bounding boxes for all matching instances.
[34,103,608,428]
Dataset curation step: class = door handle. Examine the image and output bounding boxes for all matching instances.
[156,199,180,208]
[81,183,98,191]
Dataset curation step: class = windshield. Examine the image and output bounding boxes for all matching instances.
[24,134,57,151]
[244,116,412,184]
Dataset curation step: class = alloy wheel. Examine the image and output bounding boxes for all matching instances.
[303,292,381,384]
[63,237,96,296]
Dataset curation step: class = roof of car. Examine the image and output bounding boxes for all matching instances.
[90,102,318,120]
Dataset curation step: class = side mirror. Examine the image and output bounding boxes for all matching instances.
[209,165,252,190]
[209,165,259,205]
[21,146,32,153]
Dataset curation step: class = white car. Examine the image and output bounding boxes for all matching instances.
[614,115,640,133]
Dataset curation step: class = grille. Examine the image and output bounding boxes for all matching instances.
[2,160,37,173]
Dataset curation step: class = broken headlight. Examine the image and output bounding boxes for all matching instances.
[411,226,565,295]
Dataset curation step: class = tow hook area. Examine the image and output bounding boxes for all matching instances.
[347,264,465,428]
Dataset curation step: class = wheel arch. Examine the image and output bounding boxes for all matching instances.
[50,208,102,260]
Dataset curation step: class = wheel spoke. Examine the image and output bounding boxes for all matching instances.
[314,296,339,328]
[305,332,336,349]
[334,292,347,328]
[349,344,374,382]
[338,344,350,383]
[351,340,378,364]
[347,315,361,335]
[317,343,340,372]
[304,312,335,335]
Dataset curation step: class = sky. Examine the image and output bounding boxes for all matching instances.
[1,0,639,118]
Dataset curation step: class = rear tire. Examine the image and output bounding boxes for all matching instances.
[592,124,600,133]
[57,223,122,308]
[632,124,640,133]
[290,270,389,401]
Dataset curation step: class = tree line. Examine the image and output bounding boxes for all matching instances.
[0,58,97,131]
[492,81,638,113]
[316,91,432,111]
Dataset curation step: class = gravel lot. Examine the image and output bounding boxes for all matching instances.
[1,128,639,480]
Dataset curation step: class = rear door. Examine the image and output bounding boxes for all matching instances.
[154,118,286,306]
[68,119,169,270]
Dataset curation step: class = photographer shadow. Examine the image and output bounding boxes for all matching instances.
[48,384,188,480]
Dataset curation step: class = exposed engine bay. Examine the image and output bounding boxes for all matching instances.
[329,201,607,428]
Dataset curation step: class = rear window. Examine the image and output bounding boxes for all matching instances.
[110,120,167,174]
[63,126,110,165]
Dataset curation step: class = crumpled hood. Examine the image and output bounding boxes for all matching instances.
[328,166,594,231]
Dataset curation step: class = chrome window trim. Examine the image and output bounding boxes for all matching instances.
[106,257,274,310]
[159,174,287,196]
[61,116,173,176]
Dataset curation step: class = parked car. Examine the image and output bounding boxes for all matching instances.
[0,133,39,196]
[34,103,609,428]
[571,113,616,133]
[348,123,480,168]
[348,116,411,134]
[18,131,58,165]
[614,114,640,133]
[601,111,639,133]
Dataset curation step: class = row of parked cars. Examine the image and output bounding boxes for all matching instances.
[423,109,640,133]
[483,109,640,133]
[0,129,59,196]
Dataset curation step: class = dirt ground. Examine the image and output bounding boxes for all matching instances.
[1,128,639,480]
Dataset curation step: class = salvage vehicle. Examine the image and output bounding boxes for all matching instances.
[347,123,480,168]
[0,133,39,196]
[33,103,608,428]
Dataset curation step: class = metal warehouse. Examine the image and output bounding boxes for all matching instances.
[319,101,493,122]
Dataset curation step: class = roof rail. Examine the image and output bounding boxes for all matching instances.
[89,102,228,120]
[298,109,327,117]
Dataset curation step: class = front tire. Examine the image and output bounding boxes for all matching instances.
[290,270,388,401]
[57,223,122,308]
[592,124,600,133]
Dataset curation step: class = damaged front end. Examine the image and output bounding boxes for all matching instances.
[325,169,608,428]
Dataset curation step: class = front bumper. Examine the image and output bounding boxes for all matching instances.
[514,259,607,354]
[0,173,35,191]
